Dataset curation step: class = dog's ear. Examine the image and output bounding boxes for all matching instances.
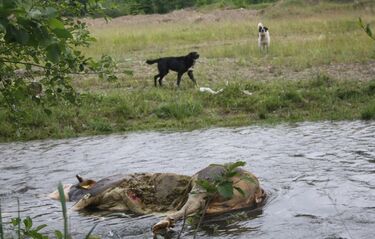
[264,27,268,31]
[258,26,262,32]
[75,174,96,189]
[78,179,96,189]
[76,174,84,183]
[188,52,199,59]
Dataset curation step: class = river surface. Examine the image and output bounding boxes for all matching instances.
[1,121,375,239]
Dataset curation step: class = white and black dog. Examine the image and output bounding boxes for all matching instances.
[258,23,270,52]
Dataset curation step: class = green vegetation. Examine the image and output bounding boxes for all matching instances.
[1,74,375,142]
[1,0,375,142]
[196,161,252,200]
[102,0,276,16]
[0,1,116,117]
[0,184,98,239]
[188,161,252,238]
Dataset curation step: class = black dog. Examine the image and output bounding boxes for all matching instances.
[146,52,199,87]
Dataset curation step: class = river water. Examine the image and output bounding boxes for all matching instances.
[0,121,374,239]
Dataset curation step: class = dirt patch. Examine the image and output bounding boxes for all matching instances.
[227,60,375,82]
[120,57,375,88]
[84,8,258,28]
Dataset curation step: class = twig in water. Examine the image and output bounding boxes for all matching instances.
[17,198,20,239]
[193,198,211,239]
[85,223,99,239]
[177,207,188,239]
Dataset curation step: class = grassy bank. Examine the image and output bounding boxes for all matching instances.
[1,0,375,142]
[1,75,375,142]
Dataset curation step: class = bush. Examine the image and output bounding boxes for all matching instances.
[102,0,277,17]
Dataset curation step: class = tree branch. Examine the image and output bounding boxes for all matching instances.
[0,59,48,70]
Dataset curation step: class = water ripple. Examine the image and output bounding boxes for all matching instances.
[0,121,375,238]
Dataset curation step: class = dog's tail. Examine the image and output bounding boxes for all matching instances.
[146,59,159,65]
[258,22,263,28]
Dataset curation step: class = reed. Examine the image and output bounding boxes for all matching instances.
[0,200,4,239]
[57,183,69,239]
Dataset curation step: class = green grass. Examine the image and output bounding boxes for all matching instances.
[85,1,375,69]
[1,76,375,142]
[1,1,375,142]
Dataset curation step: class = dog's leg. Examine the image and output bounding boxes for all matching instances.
[177,72,183,87]
[158,74,166,86]
[154,74,160,87]
[187,70,197,86]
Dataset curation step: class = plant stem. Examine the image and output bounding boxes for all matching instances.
[57,183,68,239]
[17,198,20,239]
[177,207,188,239]
[0,59,48,70]
[0,200,4,239]
[193,198,211,239]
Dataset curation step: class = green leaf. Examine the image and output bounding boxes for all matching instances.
[240,175,256,184]
[23,216,32,230]
[48,18,65,29]
[52,28,72,39]
[196,179,217,194]
[11,218,21,226]
[358,17,364,28]
[35,224,47,232]
[5,24,30,44]
[234,186,245,197]
[57,183,68,239]
[365,24,373,37]
[28,9,42,19]
[28,231,45,239]
[226,171,239,178]
[217,182,233,199]
[46,43,60,63]
[0,22,5,33]
[227,161,246,172]
[43,7,57,17]
[55,230,63,239]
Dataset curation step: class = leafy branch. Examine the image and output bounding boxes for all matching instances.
[196,161,253,199]
[0,0,118,116]
[192,161,255,238]
[359,17,375,41]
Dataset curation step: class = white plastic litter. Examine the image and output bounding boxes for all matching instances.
[199,87,224,94]
[242,90,253,96]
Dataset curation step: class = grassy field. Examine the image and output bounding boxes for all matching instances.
[1,0,375,142]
